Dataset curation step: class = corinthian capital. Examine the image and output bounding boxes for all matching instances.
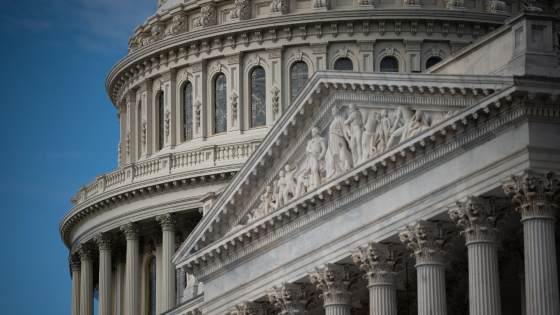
[448,196,511,244]
[156,213,178,231]
[268,283,310,315]
[69,252,81,272]
[120,222,142,240]
[308,264,359,306]
[503,171,560,221]
[231,301,270,315]
[93,232,115,250]
[351,243,407,286]
[77,243,96,261]
[398,221,458,265]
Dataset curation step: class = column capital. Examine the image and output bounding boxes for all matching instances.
[503,171,560,221]
[308,264,359,306]
[398,220,458,266]
[351,243,407,286]
[120,221,142,240]
[268,283,310,315]
[448,196,512,244]
[157,213,178,231]
[77,243,96,261]
[230,301,270,315]
[93,232,115,250]
[69,252,82,272]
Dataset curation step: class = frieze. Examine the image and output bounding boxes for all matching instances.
[266,46,284,59]
[357,40,375,51]
[310,42,328,54]
[404,39,423,51]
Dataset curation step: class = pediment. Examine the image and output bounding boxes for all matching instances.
[173,71,515,269]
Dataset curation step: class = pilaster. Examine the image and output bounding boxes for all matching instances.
[404,40,423,72]
[357,41,375,72]
[227,52,244,131]
[126,91,137,164]
[266,46,284,122]
[310,42,329,71]
[117,100,127,167]
[191,60,207,139]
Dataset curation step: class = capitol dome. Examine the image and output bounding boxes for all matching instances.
[61,0,560,314]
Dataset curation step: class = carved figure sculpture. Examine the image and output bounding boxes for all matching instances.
[277,171,288,207]
[296,127,327,196]
[344,103,364,165]
[402,109,430,140]
[278,164,298,205]
[432,110,459,126]
[325,106,353,180]
[361,111,379,161]
[248,185,279,222]
[386,105,415,149]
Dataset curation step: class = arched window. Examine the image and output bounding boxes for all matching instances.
[380,57,399,72]
[426,57,441,69]
[251,67,266,128]
[158,92,165,150]
[215,74,227,134]
[148,256,157,315]
[291,62,308,101]
[183,83,193,141]
[334,58,353,71]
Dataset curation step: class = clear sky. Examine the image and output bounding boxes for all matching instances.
[0,0,155,313]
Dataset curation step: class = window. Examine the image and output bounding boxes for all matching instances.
[158,92,165,150]
[426,57,442,69]
[215,74,227,134]
[291,62,308,101]
[380,57,399,72]
[334,58,353,71]
[183,83,193,141]
[251,67,266,128]
[148,256,157,315]
[137,101,142,158]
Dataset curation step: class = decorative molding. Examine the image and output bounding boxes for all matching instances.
[268,283,310,315]
[270,0,289,15]
[503,171,560,221]
[193,5,217,29]
[77,243,96,261]
[93,231,115,250]
[351,243,406,285]
[310,42,328,54]
[157,213,178,231]
[357,40,375,51]
[191,60,208,72]
[398,221,458,265]
[309,264,359,305]
[227,52,245,65]
[266,46,284,59]
[120,221,142,240]
[230,0,251,21]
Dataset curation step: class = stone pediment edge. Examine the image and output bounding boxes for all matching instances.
[176,84,560,277]
[172,71,517,263]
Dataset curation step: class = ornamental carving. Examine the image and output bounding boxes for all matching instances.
[519,0,542,11]
[268,283,310,315]
[484,0,506,13]
[164,109,171,139]
[117,140,122,165]
[230,0,251,21]
[309,264,359,306]
[193,5,217,29]
[448,196,511,244]
[231,301,270,315]
[227,52,244,65]
[313,0,329,10]
[125,130,130,154]
[191,60,207,72]
[351,243,407,286]
[146,24,165,46]
[93,231,115,250]
[311,42,328,54]
[231,92,238,120]
[271,86,280,115]
[503,171,560,220]
[399,221,458,265]
[266,46,284,59]
[157,0,167,8]
[195,100,202,128]
[270,0,289,15]
[157,213,178,231]
[69,252,81,272]
[77,243,96,260]
[243,104,462,222]
[120,221,142,240]
[141,119,147,146]
[165,14,188,37]
[444,0,464,9]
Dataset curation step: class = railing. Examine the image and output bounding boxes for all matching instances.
[70,140,260,207]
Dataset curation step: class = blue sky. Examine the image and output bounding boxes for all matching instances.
[0,0,155,313]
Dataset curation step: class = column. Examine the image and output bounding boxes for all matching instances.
[120,222,142,315]
[93,232,114,315]
[351,243,406,315]
[268,283,310,315]
[503,171,560,315]
[77,243,95,315]
[399,220,458,315]
[69,253,81,315]
[153,227,163,314]
[157,213,178,312]
[449,197,511,315]
[308,264,358,315]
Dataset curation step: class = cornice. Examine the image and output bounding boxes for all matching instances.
[106,10,509,107]
[177,87,560,281]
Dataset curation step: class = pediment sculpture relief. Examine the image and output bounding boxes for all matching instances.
[243,104,459,224]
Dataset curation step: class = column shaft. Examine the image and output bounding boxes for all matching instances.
[369,285,397,315]
[467,242,501,315]
[416,264,447,315]
[162,228,176,310]
[124,238,139,315]
[325,304,352,315]
[523,218,560,315]
[80,259,93,315]
[71,269,81,315]
[98,249,112,315]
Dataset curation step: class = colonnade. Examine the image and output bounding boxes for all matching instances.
[69,213,180,315]
[270,172,560,315]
